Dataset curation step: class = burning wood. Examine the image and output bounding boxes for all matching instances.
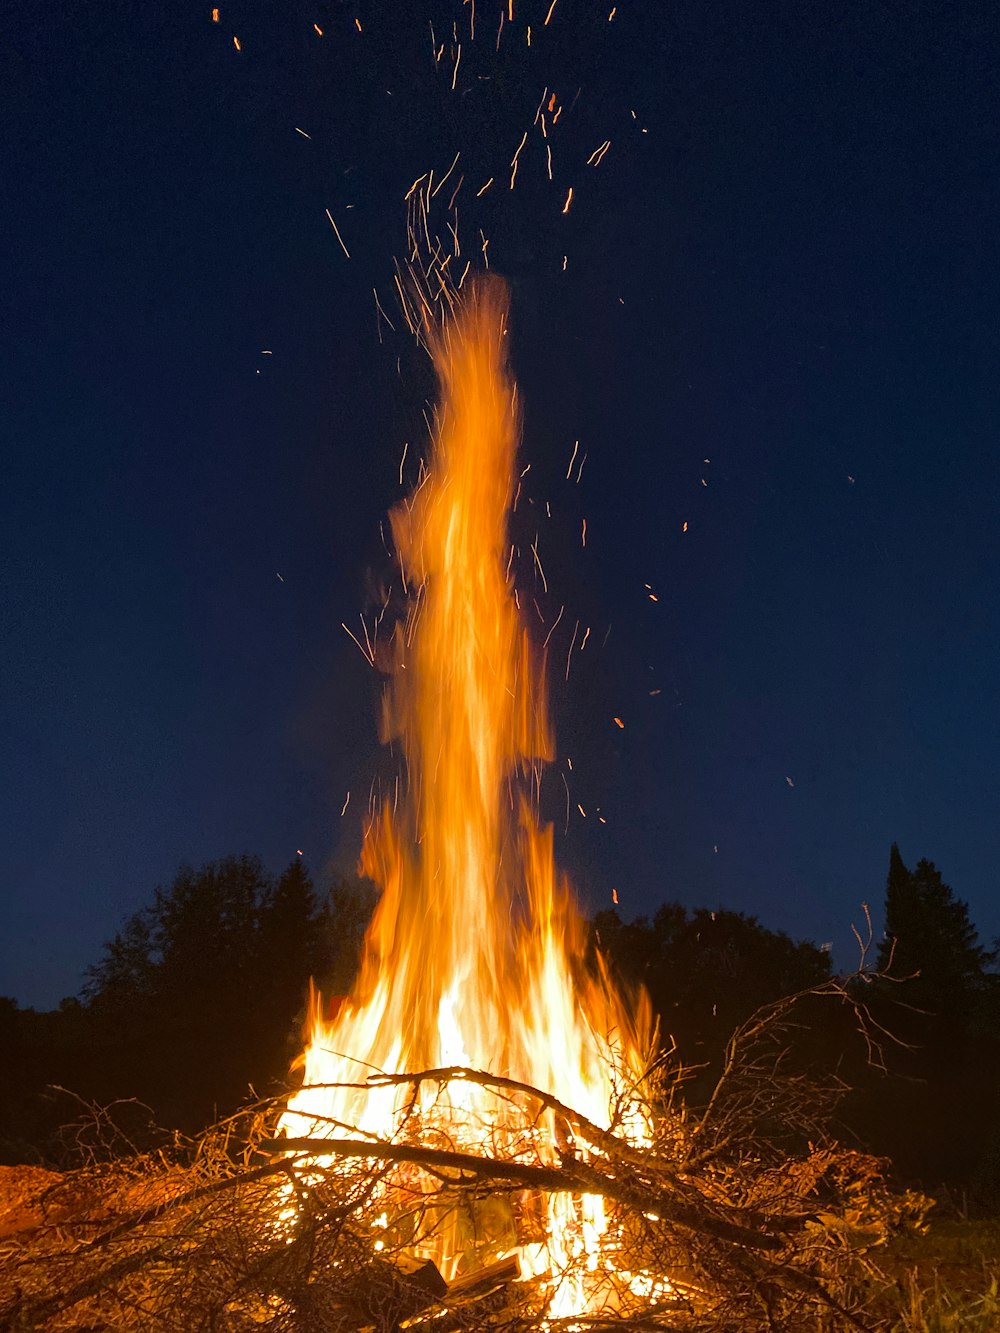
[278,275,661,1314]
[0,1026,928,1331]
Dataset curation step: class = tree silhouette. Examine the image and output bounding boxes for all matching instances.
[851,846,1000,1199]
[253,859,325,1077]
[878,844,996,1021]
[592,903,832,1101]
[80,856,364,1133]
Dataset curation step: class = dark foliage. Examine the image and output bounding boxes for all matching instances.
[591,903,833,1103]
[0,859,377,1161]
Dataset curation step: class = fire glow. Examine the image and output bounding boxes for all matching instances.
[279,277,655,1314]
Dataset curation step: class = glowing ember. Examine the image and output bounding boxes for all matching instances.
[279,277,652,1314]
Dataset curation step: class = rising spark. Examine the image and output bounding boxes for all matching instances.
[325,208,351,258]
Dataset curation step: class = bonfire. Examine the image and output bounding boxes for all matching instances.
[0,276,925,1332]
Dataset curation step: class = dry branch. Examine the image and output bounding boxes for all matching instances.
[268,1134,786,1252]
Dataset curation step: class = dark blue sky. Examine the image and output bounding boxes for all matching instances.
[3,0,998,1009]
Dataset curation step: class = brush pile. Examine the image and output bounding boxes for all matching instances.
[0,985,931,1332]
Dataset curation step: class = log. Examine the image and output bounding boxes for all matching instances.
[447,1253,520,1299]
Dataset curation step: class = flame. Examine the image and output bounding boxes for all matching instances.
[280,277,651,1311]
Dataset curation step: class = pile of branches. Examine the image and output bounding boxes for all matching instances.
[0,982,929,1332]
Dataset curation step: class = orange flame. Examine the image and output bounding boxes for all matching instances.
[281,277,651,1308]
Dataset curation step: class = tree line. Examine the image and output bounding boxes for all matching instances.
[2,846,998,1209]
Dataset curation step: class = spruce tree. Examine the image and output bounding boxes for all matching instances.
[877,844,994,1016]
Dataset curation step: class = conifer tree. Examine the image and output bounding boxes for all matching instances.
[877,844,995,1020]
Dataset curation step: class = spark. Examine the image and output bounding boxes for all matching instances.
[542,603,564,650]
[579,626,591,651]
[586,140,612,167]
[354,17,362,32]
[510,130,528,188]
[613,717,625,729]
[649,689,661,696]
[405,173,428,201]
[612,887,619,903]
[575,450,588,483]
[609,7,617,20]
[565,439,579,479]
[682,520,688,532]
[232,34,241,51]
[577,803,586,818]
[372,287,396,333]
[451,42,462,90]
[544,0,559,24]
[565,619,579,680]
[211,8,219,22]
[342,622,375,664]
[399,440,409,486]
[562,186,574,214]
[313,22,323,36]
[476,176,495,197]
[325,208,351,258]
[341,791,351,816]
[526,25,531,45]
[295,127,312,139]
[530,537,548,593]
[581,517,587,546]
[562,254,568,271]
[786,776,795,788]
[431,151,462,198]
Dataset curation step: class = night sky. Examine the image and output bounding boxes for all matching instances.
[3,0,998,1010]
